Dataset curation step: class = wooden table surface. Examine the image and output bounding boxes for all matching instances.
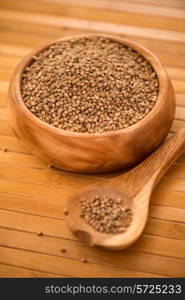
[0,0,185,278]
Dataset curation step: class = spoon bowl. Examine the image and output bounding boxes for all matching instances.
[66,185,149,249]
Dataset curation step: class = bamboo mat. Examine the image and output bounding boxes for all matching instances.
[0,0,185,278]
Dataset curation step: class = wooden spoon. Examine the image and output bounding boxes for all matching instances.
[65,128,185,250]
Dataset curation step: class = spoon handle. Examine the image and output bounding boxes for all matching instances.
[116,128,185,195]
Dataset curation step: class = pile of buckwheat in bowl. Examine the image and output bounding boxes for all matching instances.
[21,36,159,134]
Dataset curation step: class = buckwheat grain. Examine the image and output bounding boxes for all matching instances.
[22,36,159,133]
[80,195,132,234]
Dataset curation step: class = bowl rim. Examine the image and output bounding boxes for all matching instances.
[10,33,169,138]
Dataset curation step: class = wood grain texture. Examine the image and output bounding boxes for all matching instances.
[0,0,185,277]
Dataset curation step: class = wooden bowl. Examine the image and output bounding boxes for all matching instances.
[8,34,175,174]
